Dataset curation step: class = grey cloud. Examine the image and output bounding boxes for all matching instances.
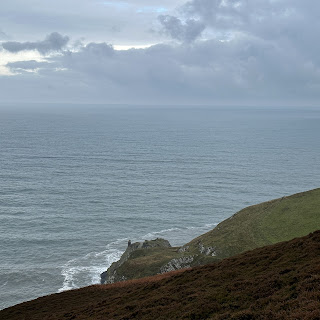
[82,42,114,57]
[0,29,8,40]
[59,42,115,78]
[182,0,320,72]
[181,0,320,44]
[4,34,320,105]
[6,60,54,71]
[0,0,184,45]
[158,15,205,42]
[2,32,69,54]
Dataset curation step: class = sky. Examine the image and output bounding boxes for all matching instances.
[0,0,319,106]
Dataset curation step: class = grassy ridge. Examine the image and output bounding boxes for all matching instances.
[3,230,320,319]
[187,188,320,259]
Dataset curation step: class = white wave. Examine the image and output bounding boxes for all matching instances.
[58,223,219,293]
[185,223,217,230]
[140,223,219,247]
[58,240,126,293]
[143,228,182,239]
[205,223,218,228]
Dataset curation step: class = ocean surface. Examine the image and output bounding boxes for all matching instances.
[0,105,319,310]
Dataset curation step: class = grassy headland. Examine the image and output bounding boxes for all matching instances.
[102,188,320,283]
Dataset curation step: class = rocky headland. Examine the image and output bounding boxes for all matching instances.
[101,238,173,284]
[101,188,320,284]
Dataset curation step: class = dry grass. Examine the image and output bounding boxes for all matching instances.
[97,268,188,290]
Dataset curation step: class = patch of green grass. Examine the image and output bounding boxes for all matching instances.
[116,247,180,279]
[188,188,320,259]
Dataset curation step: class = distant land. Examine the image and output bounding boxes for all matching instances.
[102,188,320,284]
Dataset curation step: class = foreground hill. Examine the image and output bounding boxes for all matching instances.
[2,230,320,319]
[103,188,320,283]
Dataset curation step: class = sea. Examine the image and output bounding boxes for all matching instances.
[0,104,319,310]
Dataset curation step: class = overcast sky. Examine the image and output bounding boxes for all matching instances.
[0,0,319,106]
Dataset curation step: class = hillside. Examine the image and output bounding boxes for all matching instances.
[185,187,320,259]
[102,188,320,283]
[2,230,320,319]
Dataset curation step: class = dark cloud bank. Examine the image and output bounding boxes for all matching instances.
[2,32,69,54]
[1,0,320,105]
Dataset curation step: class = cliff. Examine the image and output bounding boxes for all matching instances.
[101,188,320,284]
[101,238,174,284]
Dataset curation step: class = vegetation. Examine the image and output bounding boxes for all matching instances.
[102,188,320,282]
[113,247,180,279]
[3,230,320,319]
[186,187,320,259]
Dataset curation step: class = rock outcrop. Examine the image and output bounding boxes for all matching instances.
[101,237,218,284]
[159,256,194,273]
[101,238,172,284]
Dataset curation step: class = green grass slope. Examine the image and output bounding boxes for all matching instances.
[186,188,320,259]
[111,247,180,279]
[3,230,320,319]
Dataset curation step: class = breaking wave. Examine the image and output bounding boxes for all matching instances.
[58,223,218,292]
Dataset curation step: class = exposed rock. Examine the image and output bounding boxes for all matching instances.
[101,272,127,285]
[101,238,171,284]
[178,245,189,253]
[160,256,194,273]
[198,242,217,256]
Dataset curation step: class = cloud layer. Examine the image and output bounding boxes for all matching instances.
[1,0,320,106]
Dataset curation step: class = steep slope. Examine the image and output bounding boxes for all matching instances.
[102,188,320,283]
[184,187,320,259]
[3,230,320,320]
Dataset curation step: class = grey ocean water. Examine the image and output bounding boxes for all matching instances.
[0,105,319,309]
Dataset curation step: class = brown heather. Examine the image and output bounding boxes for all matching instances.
[2,231,320,320]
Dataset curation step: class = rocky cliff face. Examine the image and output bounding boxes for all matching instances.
[100,237,218,284]
[159,256,194,273]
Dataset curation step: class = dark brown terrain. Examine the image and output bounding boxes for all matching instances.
[2,231,320,320]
